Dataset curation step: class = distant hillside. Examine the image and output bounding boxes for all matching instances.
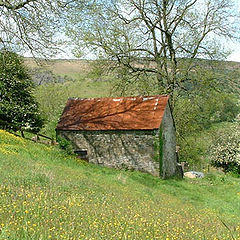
[0,129,240,239]
[24,58,240,94]
[24,57,240,77]
[24,58,94,79]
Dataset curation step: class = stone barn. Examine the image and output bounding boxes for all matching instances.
[56,95,181,178]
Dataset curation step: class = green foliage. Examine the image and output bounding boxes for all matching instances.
[178,134,209,169]
[0,50,44,133]
[112,66,162,96]
[174,91,239,139]
[153,128,163,177]
[159,126,163,177]
[210,123,240,175]
[56,135,73,154]
[87,60,108,80]
[216,95,240,122]
[34,83,69,137]
[174,90,239,168]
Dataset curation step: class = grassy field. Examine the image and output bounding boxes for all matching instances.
[0,130,240,239]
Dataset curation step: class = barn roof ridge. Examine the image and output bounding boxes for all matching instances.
[68,94,169,101]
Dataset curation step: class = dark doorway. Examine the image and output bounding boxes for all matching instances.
[74,149,88,161]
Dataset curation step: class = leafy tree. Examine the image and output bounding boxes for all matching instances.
[34,82,71,137]
[174,91,240,138]
[210,123,240,175]
[0,50,44,133]
[66,0,239,106]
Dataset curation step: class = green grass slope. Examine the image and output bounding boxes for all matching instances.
[0,130,240,240]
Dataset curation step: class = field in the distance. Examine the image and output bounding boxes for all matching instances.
[0,130,240,239]
[24,58,94,79]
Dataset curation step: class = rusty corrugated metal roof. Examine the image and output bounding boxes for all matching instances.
[56,95,169,131]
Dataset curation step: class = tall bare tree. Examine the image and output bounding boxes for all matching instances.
[0,0,73,57]
[67,0,239,105]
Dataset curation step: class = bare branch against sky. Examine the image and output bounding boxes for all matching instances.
[0,0,73,58]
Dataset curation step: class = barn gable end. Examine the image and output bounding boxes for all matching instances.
[56,95,181,178]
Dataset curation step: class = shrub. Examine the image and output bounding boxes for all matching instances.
[174,92,240,138]
[0,50,44,133]
[177,134,209,170]
[210,124,240,174]
[56,135,73,155]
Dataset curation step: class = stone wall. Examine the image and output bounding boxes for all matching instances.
[161,103,178,178]
[57,130,161,176]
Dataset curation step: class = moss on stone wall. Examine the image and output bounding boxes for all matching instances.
[159,125,163,177]
[152,126,163,177]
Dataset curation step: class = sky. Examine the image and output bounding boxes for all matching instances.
[228,45,240,62]
[227,0,240,62]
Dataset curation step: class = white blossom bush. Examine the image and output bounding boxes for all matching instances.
[210,123,240,174]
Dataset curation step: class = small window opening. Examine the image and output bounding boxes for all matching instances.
[74,149,88,161]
